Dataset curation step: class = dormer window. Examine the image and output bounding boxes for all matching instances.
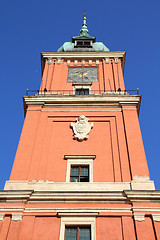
[75,41,92,48]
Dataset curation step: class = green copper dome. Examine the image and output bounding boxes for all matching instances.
[80,16,89,36]
[57,15,109,52]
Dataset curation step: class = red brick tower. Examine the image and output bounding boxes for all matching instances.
[0,16,160,240]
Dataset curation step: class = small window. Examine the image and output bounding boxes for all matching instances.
[75,41,91,48]
[70,165,89,182]
[84,41,90,47]
[75,88,89,95]
[77,41,83,47]
[65,226,91,240]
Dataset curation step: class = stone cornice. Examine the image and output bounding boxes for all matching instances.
[12,213,23,221]
[0,190,33,203]
[41,51,126,74]
[124,190,160,202]
[41,51,126,59]
[1,190,160,218]
[64,155,96,160]
[1,188,160,204]
[23,95,141,114]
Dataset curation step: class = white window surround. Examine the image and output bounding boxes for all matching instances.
[59,217,96,240]
[72,82,92,95]
[64,155,96,183]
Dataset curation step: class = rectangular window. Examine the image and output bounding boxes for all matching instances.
[77,41,83,47]
[75,88,89,95]
[75,41,91,48]
[65,226,91,240]
[70,165,89,182]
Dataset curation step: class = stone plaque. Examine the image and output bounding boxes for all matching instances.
[71,115,93,141]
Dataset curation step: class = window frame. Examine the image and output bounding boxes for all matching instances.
[70,165,89,182]
[75,88,90,95]
[73,83,92,95]
[64,155,96,183]
[59,217,96,240]
[65,225,91,240]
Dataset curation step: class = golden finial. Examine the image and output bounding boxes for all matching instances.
[83,11,86,20]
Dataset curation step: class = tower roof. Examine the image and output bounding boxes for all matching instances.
[57,14,109,52]
[72,13,96,42]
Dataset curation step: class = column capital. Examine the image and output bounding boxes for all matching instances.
[12,213,23,221]
[133,213,145,221]
[0,213,5,221]
[152,214,160,222]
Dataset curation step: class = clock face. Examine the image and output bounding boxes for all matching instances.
[68,68,98,83]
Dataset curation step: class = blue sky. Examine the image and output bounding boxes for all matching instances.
[0,0,159,189]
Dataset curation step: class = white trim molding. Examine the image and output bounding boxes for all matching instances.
[152,214,160,222]
[59,217,96,240]
[12,213,23,221]
[133,214,145,221]
[73,83,92,95]
[132,207,160,212]
[0,207,25,212]
[64,155,96,183]
[0,214,5,221]
[57,211,99,217]
[131,176,155,190]
[4,180,131,191]
[24,207,130,213]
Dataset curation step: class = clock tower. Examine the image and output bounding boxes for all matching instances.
[0,15,160,240]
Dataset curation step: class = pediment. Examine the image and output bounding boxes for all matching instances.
[72,35,96,42]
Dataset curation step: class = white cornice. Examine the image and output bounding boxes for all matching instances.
[0,214,5,221]
[41,51,126,60]
[4,181,131,193]
[64,155,96,160]
[133,213,145,221]
[23,208,130,213]
[23,95,141,116]
[41,51,126,74]
[1,188,160,205]
[23,95,141,108]
[57,212,99,217]
[12,213,23,221]
[133,207,160,212]
[152,214,160,222]
[0,207,25,211]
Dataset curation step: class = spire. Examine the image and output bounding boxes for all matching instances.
[80,12,89,36]
[57,13,110,52]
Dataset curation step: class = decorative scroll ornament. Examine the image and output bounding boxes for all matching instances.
[71,115,93,141]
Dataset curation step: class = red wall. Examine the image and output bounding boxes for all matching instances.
[0,215,159,240]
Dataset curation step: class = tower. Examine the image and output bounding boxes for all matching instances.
[0,15,160,240]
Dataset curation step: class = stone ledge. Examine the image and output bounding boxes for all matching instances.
[41,51,126,60]
[133,213,145,221]
[0,214,5,221]
[12,213,23,221]
[4,180,155,192]
[152,214,160,222]
[24,95,140,105]
[131,179,155,190]
[4,181,131,191]
[1,189,160,204]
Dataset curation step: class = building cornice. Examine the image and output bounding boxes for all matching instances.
[2,181,158,203]
[23,95,141,114]
[0,189,160,205]
[64,155,96,160]
[41,51,126,74]
[124,190,160,202]
[41,51,126,59]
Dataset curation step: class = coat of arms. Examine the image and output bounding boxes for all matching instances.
[71,115,93,141]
